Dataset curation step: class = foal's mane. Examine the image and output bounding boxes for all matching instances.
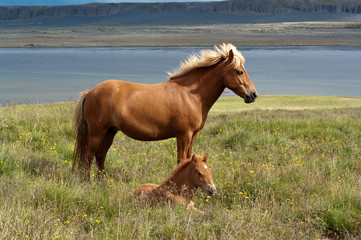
[162,158,193,183]
[168,43,246,80]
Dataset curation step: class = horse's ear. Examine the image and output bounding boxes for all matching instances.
[228,49,234,61]
[203,153,208,163]
[192,154,197,163]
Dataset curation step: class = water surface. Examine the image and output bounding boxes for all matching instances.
[1,46,360,105]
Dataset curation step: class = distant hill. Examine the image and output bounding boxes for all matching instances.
[1,0,361,27]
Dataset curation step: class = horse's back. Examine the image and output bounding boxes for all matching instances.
[134,183,161,205]
[134,183,159,196]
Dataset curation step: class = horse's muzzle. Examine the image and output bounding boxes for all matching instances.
[206,184,217,196]
[244,91,258,103]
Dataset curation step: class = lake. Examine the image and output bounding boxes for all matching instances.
[1,46,361,106]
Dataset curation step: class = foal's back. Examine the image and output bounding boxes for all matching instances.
[134,183,165,204]
[134,183,159,196]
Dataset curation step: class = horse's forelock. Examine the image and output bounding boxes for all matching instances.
[219,43,246,69]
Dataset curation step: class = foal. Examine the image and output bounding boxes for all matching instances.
[134,154,216,214]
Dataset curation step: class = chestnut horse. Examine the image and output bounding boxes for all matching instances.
[134,154,216,214]
[74,43,257,181]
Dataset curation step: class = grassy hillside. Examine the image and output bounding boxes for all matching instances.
[1,96,361,239]
[1,22,361,47]
[212,95,361,112]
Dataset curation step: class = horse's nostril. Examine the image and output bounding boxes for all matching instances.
[252,92,258,99]
[206,185,217,196]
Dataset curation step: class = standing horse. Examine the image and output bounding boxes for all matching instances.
[74,43,257,181]
[134,154,216,215]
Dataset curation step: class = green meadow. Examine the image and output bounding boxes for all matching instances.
[0,95,360,239]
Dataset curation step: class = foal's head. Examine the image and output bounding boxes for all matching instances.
[220,44,258,103]
[191,154,217,196]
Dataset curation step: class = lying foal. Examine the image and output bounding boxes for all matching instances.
[134,154,216,214]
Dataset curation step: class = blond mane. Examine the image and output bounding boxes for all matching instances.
[168,43,246,80]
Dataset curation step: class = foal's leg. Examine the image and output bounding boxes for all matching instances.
[167,193,205,215]
[186,201,205,215]
[95,130,116,177]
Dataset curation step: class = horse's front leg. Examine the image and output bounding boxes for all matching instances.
[186,201,205,215]
[166,193,205,215]
[186,131,199,159]
[176,132,193,164]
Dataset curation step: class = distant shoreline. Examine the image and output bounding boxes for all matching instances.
[2,95,361,110]
[1,22,361,47]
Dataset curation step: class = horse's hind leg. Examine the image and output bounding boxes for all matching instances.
[83,131,107,181]
[95,129,117,177]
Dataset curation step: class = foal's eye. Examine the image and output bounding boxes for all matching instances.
[236,70,244,75]
[197,172,202,176]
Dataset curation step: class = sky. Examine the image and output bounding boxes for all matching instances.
[0,0,223,6]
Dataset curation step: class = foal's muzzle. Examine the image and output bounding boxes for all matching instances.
[244,91,258,103]
[206,184,217,196]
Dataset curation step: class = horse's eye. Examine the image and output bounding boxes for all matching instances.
[197,172,202,176]
[237,70,244,75]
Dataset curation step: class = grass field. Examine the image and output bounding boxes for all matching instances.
[1,96,361,239]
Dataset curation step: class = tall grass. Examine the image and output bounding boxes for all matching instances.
[0,97,360,239]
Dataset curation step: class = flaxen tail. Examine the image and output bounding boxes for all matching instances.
[73,90,90,172]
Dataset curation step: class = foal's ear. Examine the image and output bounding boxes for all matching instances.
[192,154,197,163]
[228,49,234,61]
[203,153,209,163]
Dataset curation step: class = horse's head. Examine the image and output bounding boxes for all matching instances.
[191,154,217,196]
[222,47,258,104]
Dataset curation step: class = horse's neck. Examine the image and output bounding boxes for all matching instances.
[170,65,225,113]
[160,164,197,199]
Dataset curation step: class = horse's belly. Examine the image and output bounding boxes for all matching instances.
[118,121,176,141]
[115,106,181,141]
